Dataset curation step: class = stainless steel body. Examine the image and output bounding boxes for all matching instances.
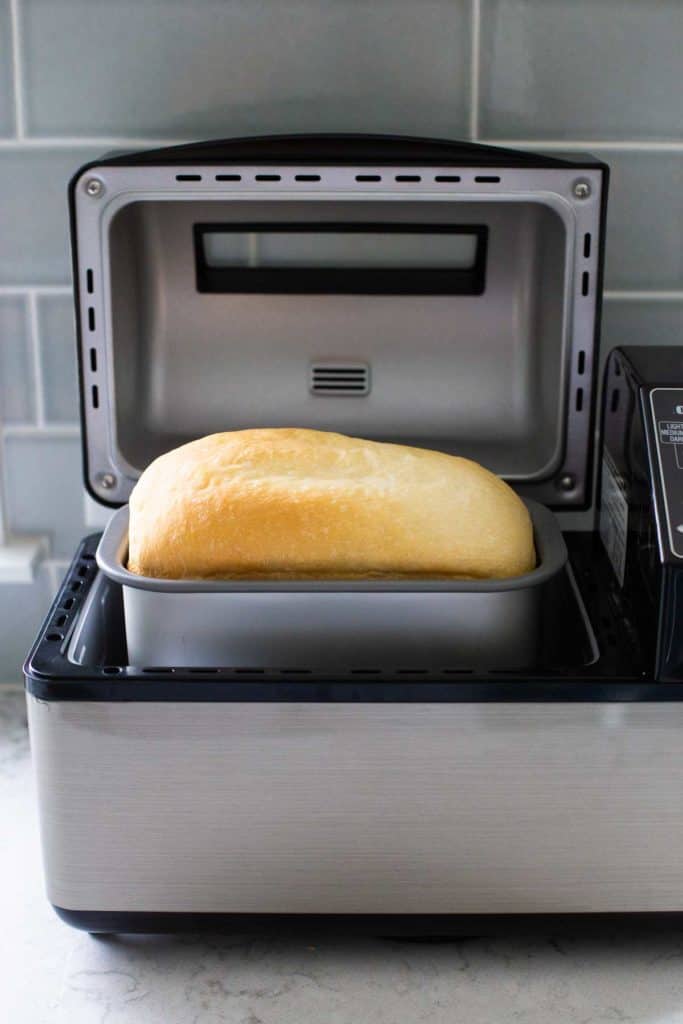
[25,137,624,930]
[28,696,683,915]
[96,500,567,669]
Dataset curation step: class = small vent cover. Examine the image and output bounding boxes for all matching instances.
[310,363,370,396]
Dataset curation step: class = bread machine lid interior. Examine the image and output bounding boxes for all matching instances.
[69,134,608,510]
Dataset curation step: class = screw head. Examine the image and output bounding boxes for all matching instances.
[85,177,104,197]
[99,472,116,490]
[557,473,576,492]
[573,179,591,200]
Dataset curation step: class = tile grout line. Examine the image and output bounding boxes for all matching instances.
[0,285,72,296]
[469,0,481,140]
[2,424,80,439]
[0,137,682,153]
[0,136,188,149]
[603,290,683,302]
[26,291,45,427]
[8,0,25,138]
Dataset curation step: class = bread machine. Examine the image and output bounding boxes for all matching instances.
[23,134,683,934]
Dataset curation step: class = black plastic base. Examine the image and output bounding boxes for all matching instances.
[55,906,683,936]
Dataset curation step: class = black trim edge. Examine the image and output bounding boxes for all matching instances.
[54,907,683,936]
[64,133,606,170]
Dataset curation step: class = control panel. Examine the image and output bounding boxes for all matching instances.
[650,388,683,560]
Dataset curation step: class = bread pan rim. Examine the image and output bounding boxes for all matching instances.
[96,498,566,594]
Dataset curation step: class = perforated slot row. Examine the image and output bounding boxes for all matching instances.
[85,268,100,412]
[122,665,533,679]
[310,363,370,396]
[165,170,518,189]
[42,553,95,649]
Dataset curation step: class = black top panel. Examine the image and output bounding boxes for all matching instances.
[617,346,683,388]
[86,132,601,170]
[24,530,666,702]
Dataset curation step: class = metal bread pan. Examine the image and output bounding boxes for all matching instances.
[96,498,567,671]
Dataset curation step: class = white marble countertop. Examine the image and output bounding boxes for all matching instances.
[4,684,683,1024]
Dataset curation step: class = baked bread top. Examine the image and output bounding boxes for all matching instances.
[127,428,535,580]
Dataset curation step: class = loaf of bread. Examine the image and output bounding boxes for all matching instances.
[127,428,535,580]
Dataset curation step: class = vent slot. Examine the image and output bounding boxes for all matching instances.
[176,173,201,182]
[435,174,461,182]
[577,350,586,375]
[86,268,94,293]
[89,347,97,373]
[91,385,99,409]
[583,233,592,258]
[295,174,321,182]
[395,174,421,182]
[87,307,95,331]
[581,271,590,296]
[356,174,381,182]
[255,174,281,181]
[575,387,584,412]
[475,175,501,183]
[215,173,241,181]
[310,363,370,396]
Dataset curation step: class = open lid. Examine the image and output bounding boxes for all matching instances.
[69,134,608,510]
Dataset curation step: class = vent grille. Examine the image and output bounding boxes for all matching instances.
[310,363,370,396]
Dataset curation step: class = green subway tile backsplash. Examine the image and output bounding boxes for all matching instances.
[0,148,102,285]
[479,0,683,142]
[0,296,35,424]
[21,0,470,139]
[37,295,79,425]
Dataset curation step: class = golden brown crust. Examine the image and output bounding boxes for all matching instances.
[127,428,535,580]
